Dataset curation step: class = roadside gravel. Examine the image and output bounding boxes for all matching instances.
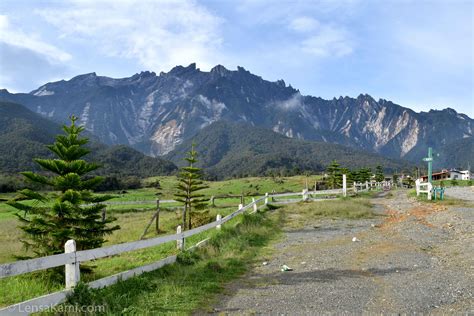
[445,186,474,201]
[207,190,473,315]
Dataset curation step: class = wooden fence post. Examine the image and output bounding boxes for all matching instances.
[176,225,184,250]
[264,193,269,205]
[65,240,80,289]
[252,198,257,212]
[342,174,347,197]
[210,196,215,207]
[365,181,369,191]
[302,189,308,201]
[238,203,243,210]
[155,199,160,233]
[216,214,222,230]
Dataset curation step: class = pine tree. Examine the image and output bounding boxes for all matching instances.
[358,168,372,182]
[174,144,208,230]
[326,160,342,189]
[7,116,119,258]
[375,165,385,182]
[340,167,352,183]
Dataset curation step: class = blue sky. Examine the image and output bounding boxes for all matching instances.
[0,0,472,116]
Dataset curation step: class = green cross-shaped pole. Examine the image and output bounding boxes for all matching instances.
[422,147,433,183]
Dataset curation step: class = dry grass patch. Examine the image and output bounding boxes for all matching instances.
[281,198,375,229]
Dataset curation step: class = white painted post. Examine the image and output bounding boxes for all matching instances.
[353,182,357,193]
[302,189,308,201]
[176,225,184,250]
[365,181,369,191]
[216,214,222,230]
[427,183,433,201]
[252,198,257,212]
[415,179,421,196]
[65,240,80,289]
[342,174,347,197]
[264,193,269,205]
[238,203,243,210]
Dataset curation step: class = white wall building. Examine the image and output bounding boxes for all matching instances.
[449,169,471,180]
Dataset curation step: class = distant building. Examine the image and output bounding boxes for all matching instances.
[450,169,471,180]
[421,169,471,181]
[421,170,450,181]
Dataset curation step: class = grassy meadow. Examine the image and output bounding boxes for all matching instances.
[0,174,380,312]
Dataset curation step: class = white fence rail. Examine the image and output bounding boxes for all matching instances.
[1,175,381,314]
[415,179,433,200]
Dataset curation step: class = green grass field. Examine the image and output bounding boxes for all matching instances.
[0,175,321,219]
[54,197,377,315]
[0,175,378,312]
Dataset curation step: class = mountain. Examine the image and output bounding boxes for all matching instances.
[1,64,472,163]
[435,137,474,170]
[165,121,413,179]
[0,101,177,176]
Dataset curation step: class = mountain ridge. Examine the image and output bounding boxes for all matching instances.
[165,121,414,180]
[1,64,472,163]
[0,101,177,176]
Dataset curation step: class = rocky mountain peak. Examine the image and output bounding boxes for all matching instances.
[1,64,472,161]
[167,63,198,77]
[210,64,230,77]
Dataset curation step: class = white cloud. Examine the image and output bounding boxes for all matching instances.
[273,92,303,111]
[289,16,320,32]
[36,0,223,72]
[301,25,353,57]
[0,15,71,63]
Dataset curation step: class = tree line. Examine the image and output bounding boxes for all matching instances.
[324,160,385,189]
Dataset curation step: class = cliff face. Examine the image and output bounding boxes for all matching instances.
[1,63,472,161]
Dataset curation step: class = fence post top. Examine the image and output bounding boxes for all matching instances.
[65,240,76,251]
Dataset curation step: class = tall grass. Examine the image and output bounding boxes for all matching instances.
[57,211,280,315]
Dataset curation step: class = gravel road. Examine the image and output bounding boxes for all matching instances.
[206,190,474,315]
[445,186,474,201]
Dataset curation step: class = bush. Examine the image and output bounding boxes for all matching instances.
[451,179,458,186]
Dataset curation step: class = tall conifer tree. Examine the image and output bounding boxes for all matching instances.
[8,116,119,258]
[174,144,208,230]
[326,160,342,189]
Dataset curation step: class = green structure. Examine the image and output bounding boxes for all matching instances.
[422,147,433,183]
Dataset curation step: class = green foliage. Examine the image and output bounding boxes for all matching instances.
[326,160,342,189]
[451,179,458,186]
[165,121,413,180]
[392,174,399,184]
[174,144,209,230]
[7,116,119,258]
[0,101,177,177]
[355,168,372,183]
[375,165,384,182]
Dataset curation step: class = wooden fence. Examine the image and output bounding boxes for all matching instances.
[0,176,384,314]
[415,179,433,200]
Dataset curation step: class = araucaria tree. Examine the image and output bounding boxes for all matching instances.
[8,116,119,258]
[326,160,342,189]
[375,165,385,182]
[175,144,208,230]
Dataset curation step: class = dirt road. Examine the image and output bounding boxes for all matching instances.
[208,190,473,314]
